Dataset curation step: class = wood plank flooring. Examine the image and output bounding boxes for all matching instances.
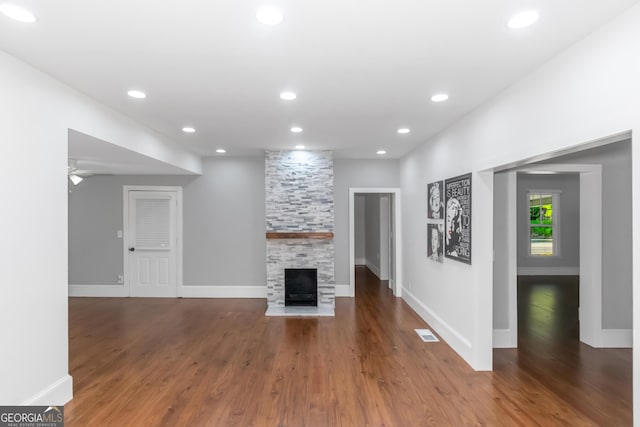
[66,268,631,426]
[494,276,632,426]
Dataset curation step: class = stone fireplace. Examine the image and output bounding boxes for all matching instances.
[265,150,335,316]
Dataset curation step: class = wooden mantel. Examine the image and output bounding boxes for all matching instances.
[266,232,334,240]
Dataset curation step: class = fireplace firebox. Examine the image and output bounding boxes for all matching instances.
[285,268,318,306]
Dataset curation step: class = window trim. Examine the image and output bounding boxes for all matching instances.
[527,189,561,257]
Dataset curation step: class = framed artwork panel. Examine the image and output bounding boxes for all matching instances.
[445,173,472,264]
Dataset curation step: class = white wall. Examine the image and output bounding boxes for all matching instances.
[400,3,640,374]
[0,49,200,405]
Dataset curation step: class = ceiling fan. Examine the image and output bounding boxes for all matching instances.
[68,159,113,185]
[68,159,87,185]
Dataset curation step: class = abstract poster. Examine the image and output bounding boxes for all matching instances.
[444,173,472,264]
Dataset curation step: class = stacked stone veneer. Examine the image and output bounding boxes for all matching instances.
[265,150,335,309]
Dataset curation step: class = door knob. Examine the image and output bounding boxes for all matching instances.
[129,247,135,252]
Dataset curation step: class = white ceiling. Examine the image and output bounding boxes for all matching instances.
[1,0,638,162]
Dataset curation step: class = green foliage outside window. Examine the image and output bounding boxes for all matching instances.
[529,193,554,256]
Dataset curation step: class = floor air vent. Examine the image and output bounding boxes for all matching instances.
[415,329,439,342]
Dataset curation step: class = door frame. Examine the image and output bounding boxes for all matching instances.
[497,164,603,348]
[379,194,391,283]
[349,188,402,298]
[123,185,183,297]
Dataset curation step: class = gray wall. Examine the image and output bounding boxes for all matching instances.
[492,172,510,330]
[492,140,632,331]
[69,155,399,289]
[365,194,381,272]
[517,173,580,269]
[69,156,266,287]
[540,140,632,329]
[183,157,266,286]
[333,159,400,284]
[354,195,366,263]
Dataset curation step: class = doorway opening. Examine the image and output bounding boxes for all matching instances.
[349,188,402,298]
[492,137,633,425]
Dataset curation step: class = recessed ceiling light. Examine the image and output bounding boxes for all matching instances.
[0,4,37,23]
[431,93,449,103]
[216,149,226,154]
[127,90,147,99]
[290,127,303,133]
[182,127,196,133]
[377,150,387,155]
[280,91,296,101]
[295,145,305,150]
[256,7,284,25]
[508,11,539,29]
[397,128,410,134]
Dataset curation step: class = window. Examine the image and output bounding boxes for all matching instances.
[528,191,559,256]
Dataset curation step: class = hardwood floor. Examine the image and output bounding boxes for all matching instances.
[493,276,632,426]
[66,268,631,426]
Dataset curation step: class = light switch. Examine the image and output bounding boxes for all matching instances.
[117,230,123,238]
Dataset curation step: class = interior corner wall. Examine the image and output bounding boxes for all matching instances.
[399,3,640,372]
[0,48,199,404]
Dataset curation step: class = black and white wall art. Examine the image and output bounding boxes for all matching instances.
[445,173,472,264]
[427,180,444,219]
[427,223,444,263]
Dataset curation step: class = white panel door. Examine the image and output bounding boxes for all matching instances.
[128,190,178,297]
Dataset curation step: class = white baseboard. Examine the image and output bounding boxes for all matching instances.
[69,284,127,297]
[366,261,381,278]
[600,329,632,348]
[22,375,73,406]
[355,258,366,265]
[180,285,267,298]
[517,266,579,276]
[71,284,350,300]
[493,329,517,348]
[402,288,474,368]
[335,284,351,297]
